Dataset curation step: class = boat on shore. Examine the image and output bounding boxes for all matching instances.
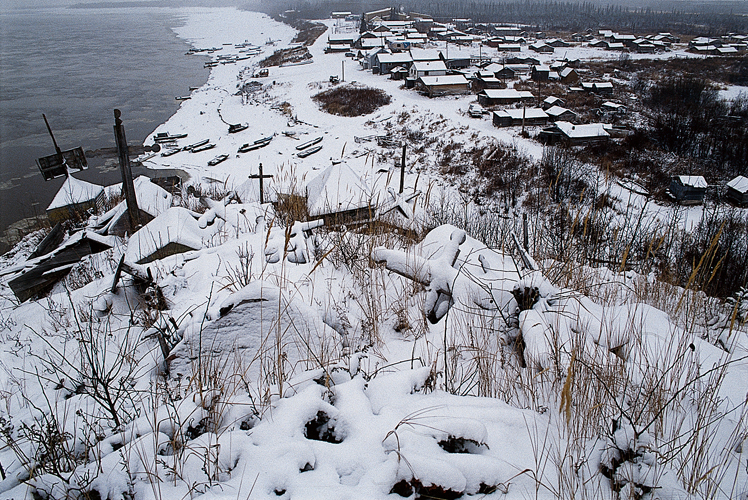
[208,154,229,166]
[161,148,181,157]
[191,143,216,153]
[228,123,249,134]
[184,139,210,152]
[153,132,188,143]
[296,136,323,150]
[297,144,322,158]
[175,96,191,101]
[238,135,273,153]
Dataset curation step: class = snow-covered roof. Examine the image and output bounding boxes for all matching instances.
[306,162,371,216]
[418,74,469,86]
[494,108,548,120]
[481,88,533,99]
[412,60,447,72]
[727,175,748,194]
[409,48,442,61]
[376,53,413,64]
[544,96,564,105]
[677,176,708,189]
[124,207,217,263]
[545,105,575,118]
[554,121,609,139]
[47,174,104,211]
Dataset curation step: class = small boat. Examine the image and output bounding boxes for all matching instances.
[189,86,199,91]
[208,154,229,166]
[296,136,323,150]
[175,96,191,101]
[154,132,188,143]
[297,145,322,158]
[161,148,181,157]
[237,136,273,153]
[191,143,216,153]
[204,61,219,68]
[184,139,209,151]
[228,123,249,134]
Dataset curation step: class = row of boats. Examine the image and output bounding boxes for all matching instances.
[154,132,324,165]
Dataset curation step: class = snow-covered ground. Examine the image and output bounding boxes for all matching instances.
[0,8,746,500]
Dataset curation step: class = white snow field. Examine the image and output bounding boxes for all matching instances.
[0,7,746,500]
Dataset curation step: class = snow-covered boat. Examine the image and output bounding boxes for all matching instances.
[297,144,322,158]
[296,136,323,150]
[190,143,216,153]
[184,139,209,151]
[208,154,229,166]
[228,123,249,134]
[153,132,188,143]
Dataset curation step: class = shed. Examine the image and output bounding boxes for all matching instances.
[306,161,373,225]
[390,66,409,80]
[559,67,579,83]
[542,96,565,109]
[492,108,548,127]
[529,42,554,53]
[416,74,470,97]
[539,121,609,145]
[669,176,707,204]
[726,175,748,205]
[545,106,577,122]
[375,52,413,74]
[46,174,105,225]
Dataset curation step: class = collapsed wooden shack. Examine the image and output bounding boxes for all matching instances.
[305,161,375,226]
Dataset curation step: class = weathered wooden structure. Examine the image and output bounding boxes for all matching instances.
[726,176,748,206]
[669,176,707,204]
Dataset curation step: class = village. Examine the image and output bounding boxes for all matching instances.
[0,5,747,500]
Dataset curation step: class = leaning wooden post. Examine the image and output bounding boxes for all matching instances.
[113,109,140,229]
[399,143,406,194]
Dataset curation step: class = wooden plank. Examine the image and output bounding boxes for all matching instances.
[29,223,64,259]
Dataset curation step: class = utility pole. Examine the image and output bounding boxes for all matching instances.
[113,109,140,229]
[342,60,345,82]
[399,143,406,194]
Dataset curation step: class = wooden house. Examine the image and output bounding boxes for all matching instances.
[539,121,609,145]
[390,66,409,80]
[477,88,534,106]
[409,59,447,79]
[375,52,413,74]
[542,96,565,109]
[726,176,748,205]
[559,67,579,83]
[495,66,516,80]
[670,176,707,204]
[545,106,577,122]
[46,174,105,225]
[492,108,548,127]
[531,65,551,81]
[416,75,470,97]
[529,42,554,53]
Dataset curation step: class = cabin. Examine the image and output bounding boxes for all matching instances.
[375,52,413,74]
[542,96,565,109]
[545,106,577,122]
[492,108,548,127]
[539,121,609,146]
[495,66,516,80]
[46,174,105,225]
[478,88,534,106]
[669,176,707,205]
[472,75,505,90]
[559,67,579,83]
[496,44,522,52]
[409,48,443,62]
[306,161,373,226]
[531,65,551,81]
[602,101,627,114]
[726,176,748,206]
[409,60,447,79]
[529,42,554,53]
[416,74,470,97]
[390,66,409,80]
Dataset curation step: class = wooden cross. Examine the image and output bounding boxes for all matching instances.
[248,163,273,204]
